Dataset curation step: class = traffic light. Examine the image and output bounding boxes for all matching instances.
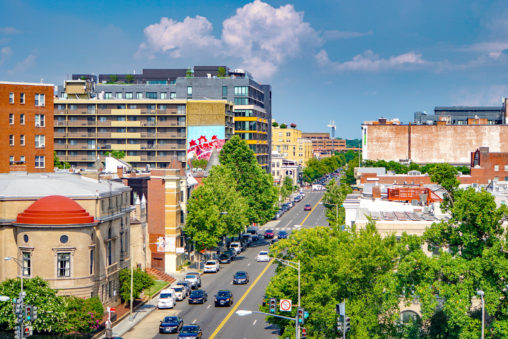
[24,325,32,336]
[337,316,343,333]
[301,327,307,338]
[269,298,277,313]
[32,306,37,321]
[297,307,305,324]
[25,305,32,321]
[345,316,351,332]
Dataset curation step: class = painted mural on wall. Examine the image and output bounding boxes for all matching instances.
[187,125,225,161]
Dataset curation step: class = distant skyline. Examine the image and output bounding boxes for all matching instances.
[0,0,507,138]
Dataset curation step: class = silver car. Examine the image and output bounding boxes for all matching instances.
[185,272,201,289]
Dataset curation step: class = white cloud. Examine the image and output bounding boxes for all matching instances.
[8,53,36,75]
[323,30,372,40]
[315,49,426,72]
[0,27,21,35]
[0,46,12,65]
[467,42,508,59]
[137,0,319,80]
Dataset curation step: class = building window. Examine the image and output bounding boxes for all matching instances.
[116,92,123,99]
[35,114,45,127]
[9,114,14,124]
[222,86,228,98]
[187,86,192,97]
[9,156,14,165]
[20,156,25,164]
[494,165,499,171]
[20,93,25,104]
[107,227,113,266]
[20,135,25,146]
[104,92,112,99]
[9,92,14,104]
[146,92,157,99]
[9,135,14,146]
[234,86,248,96]
[177,105,186,114]
[170,92,176,99]
[504,165,508,171]
[35,156,45,168]
[35,94,45,107]
[57,253,71,277]
[20,114,25,125]
[136,92,143,99]
[69,104,77,110]
[125,92,133,99]
[234,97,248,105]
[160,92,167,99]
[90,249,94,275]
[35,135,45,148]
[22,252,31,276]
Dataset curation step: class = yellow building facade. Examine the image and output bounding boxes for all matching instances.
[271,126,313,167]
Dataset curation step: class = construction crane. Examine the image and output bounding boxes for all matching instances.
[327,121,336,154]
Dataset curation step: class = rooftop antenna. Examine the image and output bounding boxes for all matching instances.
[327,120,336,154]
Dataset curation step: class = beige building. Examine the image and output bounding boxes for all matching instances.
[272,125,313,167]
[0,172,132,307]
[271,151,300,186]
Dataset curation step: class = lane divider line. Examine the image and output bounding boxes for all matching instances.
[209,258,275,339]
[300,196,323,226]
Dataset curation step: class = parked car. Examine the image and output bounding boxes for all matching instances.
[273,211,283,220]
[264,229,274,239]
[214,290,234,307]
[293,195,303,203]
[233,271,250,285]
[176,281,191,296]
[256,251,270,262]
[277,230,288,239]
[157,289,176,309]
[204,260,220,273]
[172,286,186,301]
[188,290,208,304]
[224,248,236,259]
[241,233,252,244]
[159,316,183,334]
[185,272,201,289]
[219,253,232,264]
[178,325,203,338]
[304,204,312,211]
[230,242,242,254]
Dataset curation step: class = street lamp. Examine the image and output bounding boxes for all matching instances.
[477,290,485,339]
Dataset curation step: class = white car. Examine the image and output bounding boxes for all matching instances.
[230,242,242,254]
[172,286,186,301]
[158,289,176,309]
[204,260,220,273]
[256,251,270,262]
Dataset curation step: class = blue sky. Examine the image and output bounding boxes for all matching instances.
[1,0,507,139]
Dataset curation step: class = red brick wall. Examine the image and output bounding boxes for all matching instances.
[0,83,54,173]
[147,177,165,268]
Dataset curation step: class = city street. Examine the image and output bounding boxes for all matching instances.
[122,190,326,339]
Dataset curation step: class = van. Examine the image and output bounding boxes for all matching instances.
[158,289,176,309]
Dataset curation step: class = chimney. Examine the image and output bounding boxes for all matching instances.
[117,166,124,178]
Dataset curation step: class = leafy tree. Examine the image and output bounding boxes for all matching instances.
[125,74,134,83]
[105,150,126,159]
[64,296,104,333]
[80,76,87,80]
[109,74,118,83]
[186,69,193,78]
[428,163,460,209]
[191,158,208,169]
[185,165,249,249]
[322,178,351,226]
[119,268,154,303]
[272,121,279,127]
[280,123,287,129]
[53,151,70,169]
[303,155,346,183]
[344,138,361,148]
[280,176,294,201]
[219,136,277,224]
[217,66,226,77]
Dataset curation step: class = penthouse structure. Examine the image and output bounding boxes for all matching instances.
[1,82,54,173]
[66,66,272,170]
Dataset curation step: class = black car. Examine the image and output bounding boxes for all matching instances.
[233,271,249,285]
[214,290,233,307]
[219,253,232,264]
[224,249,236,259]
[159,316,183,334]
[188,289,208,304]
[178,325,203,339]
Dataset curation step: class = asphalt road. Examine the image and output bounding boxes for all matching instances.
[123,190,325,339]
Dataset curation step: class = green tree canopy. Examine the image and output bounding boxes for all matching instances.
[219,136,277,224]
[322,178,352,226]
[105,150,126,159]
[119,268,154,303]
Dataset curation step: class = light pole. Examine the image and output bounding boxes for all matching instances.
[275,258,301,339]
[477,290,485,339]
[5,256,25,339]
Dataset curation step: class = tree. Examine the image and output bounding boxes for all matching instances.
[191,158,208,169]
[119,268,154,303]
[280,123,287,129]
[290,123,297,128]
[280,176,294,201]
[303,155,346,183]
[219,136,278,224]
[265,221,404,338]
[109,74,118,83]
[105,150,125,159]
[217,66,226,77]
[64,296,104,333]
[322,178,351,226]
[125,74,134,83]
[272,121,279,127]
[185,165,249,249]
[53,151,70,169]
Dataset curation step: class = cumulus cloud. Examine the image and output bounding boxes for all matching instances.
[0,46,12,65]
[137,0,319,79]
[8,53,36,75]
[0,27,21,34]
[315,49,426,72]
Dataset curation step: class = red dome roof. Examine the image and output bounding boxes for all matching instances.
[16,195,95,225]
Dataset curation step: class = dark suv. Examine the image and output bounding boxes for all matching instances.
[188,290,208,304]
[159,316,183,334]
[214,290,233,307]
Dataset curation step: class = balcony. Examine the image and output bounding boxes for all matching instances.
[67,121,96,127]
[141,121,156,127]
[61,155,94,161]
[97,121,112,127]
[97,132,112,138]
[54,132,67,138]
[98,145,112,150]
[156,144,184,150]
[157,133,186,139]
[157,121,185,127]
[67,144,90,150]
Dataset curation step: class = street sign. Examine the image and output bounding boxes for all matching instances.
[108,307,116,312]
[279,299,292,312]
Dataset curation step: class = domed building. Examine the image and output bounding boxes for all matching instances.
[0,172,132,306]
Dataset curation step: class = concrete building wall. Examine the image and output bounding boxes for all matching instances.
[363,124,508,165]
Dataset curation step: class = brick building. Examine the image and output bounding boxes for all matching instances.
[301,132,346,154]
[470,147,508,183]
[1,82,54,173]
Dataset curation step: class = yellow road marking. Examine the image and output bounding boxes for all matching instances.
[300,196,323,226]
[209,258,275,339]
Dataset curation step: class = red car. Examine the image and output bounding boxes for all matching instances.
[264,229,274,239]
[304,204,312,211]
